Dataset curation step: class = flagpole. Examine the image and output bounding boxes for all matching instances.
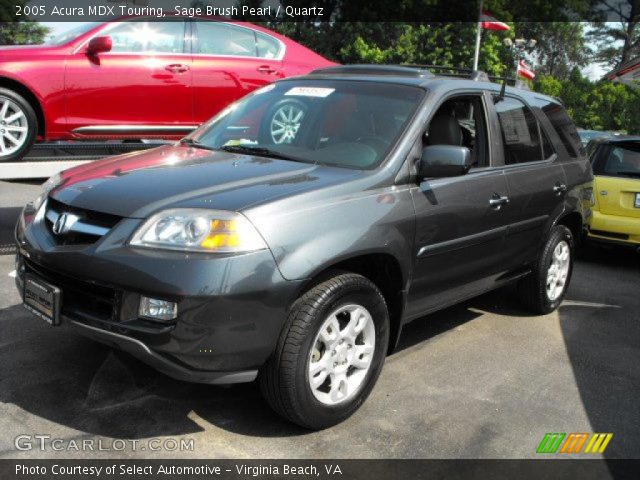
[472,0,484,71]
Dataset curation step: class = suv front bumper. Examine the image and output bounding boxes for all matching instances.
[15,208,303,384]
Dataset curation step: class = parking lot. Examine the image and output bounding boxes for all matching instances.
[0,179,639,460]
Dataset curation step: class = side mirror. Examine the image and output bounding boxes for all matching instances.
[86,36,112,56]
[418,145,471,178]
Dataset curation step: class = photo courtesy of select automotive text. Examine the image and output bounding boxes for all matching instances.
[0,0,639,478]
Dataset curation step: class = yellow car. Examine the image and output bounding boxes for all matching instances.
[588,136,640,249]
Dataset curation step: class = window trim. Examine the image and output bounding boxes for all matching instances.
[191,20,286,60]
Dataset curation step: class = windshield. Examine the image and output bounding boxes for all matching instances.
[45,22,100,46]
[593,142,640,178]
[189,80,424,170]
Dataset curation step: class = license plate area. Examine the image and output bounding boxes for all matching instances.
[23,273,61,326]
[635,192,640,208]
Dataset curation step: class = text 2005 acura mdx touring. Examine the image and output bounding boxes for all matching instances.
[15,65,592,429]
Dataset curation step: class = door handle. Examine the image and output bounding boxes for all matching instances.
[553,183,568,195]
[489,194,510,209]
[165,64,190,73]
[257,65,277,74]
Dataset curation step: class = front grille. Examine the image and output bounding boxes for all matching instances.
[45,197,122,245]
[590,229,629,240]
[24,258,116,323]
[22,258,174,335]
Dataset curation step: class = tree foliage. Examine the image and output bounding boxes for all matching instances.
[0,0,49,45]
[588,0,639,68]
[516,22,591,79]
[534,68,640,133]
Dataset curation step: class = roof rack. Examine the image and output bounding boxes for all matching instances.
[309,64,516,85]
[309,65,433,77]
[403,65,515,84]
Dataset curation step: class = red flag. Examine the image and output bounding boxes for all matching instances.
[517,60,535,80]
[481,11,510,31]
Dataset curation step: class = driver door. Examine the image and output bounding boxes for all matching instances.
[406,92,511,319]
[65,19,194,136]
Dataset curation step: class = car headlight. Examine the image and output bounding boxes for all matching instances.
[31,173,62,213]
[130,209,268,253]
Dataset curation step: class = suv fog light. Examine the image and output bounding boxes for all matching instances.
[139,296,177,321]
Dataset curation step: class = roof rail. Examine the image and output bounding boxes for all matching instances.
[309,64,433,77]
[309,64,517,85]
[403,64,515,85]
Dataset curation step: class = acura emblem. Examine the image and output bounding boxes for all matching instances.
[52,212,79,235]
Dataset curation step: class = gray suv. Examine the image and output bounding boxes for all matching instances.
[15,65,592,429]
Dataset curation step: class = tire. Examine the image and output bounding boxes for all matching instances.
[260,98,308,146]
[0,88,38,162]
[517,225,574,314]
[260,273,389,430]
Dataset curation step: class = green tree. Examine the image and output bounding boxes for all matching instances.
[0,0,49,45]
[534,68,640,134]
[515,23,591,80]
[589,0,639,68]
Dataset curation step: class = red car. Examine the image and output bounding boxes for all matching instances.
[0,18,335,161]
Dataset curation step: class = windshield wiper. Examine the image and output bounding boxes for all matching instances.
[218,144,309,163]
[179,138,218,151]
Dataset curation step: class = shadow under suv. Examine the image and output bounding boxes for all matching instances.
[15,65,593,429]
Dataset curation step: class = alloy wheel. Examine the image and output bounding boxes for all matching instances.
[0,96,29,158]
[270,103,305,144]
[308,304,376,405]
[546,240,570,301]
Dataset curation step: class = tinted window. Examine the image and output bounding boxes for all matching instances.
[196,22,257,56]
[107,21,186,53]
[537,99,583,157]
[593,142,640,178]
[495,97,552,165]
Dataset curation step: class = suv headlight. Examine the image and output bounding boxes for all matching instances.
[130,209,268,253]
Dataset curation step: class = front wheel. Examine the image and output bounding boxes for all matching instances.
[260,273,389,429]
[517,225,574,314]
[0,88,37,162]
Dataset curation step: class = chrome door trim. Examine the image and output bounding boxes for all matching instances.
[72,125,198,133]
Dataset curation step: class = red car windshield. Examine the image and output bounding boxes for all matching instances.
[189,80,425,170]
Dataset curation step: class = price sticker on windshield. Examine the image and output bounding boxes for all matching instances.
[285,87,335,98]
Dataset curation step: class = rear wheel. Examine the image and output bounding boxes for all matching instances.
[517,225,574,314]
[260,273,389,429]
[0,88,37,162]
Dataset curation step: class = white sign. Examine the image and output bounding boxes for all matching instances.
[285,87,335,98]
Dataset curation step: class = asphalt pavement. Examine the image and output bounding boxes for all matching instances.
[0,180,639,460]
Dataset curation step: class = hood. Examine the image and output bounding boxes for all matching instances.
[50,144,361,218]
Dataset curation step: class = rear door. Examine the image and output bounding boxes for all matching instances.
[592,142,640,218]
[191,21,284,123]
[489,95,567,268]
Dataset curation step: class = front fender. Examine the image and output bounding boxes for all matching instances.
[244,186,416,282]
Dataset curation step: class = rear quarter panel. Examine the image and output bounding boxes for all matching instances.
[0,48,68,138]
